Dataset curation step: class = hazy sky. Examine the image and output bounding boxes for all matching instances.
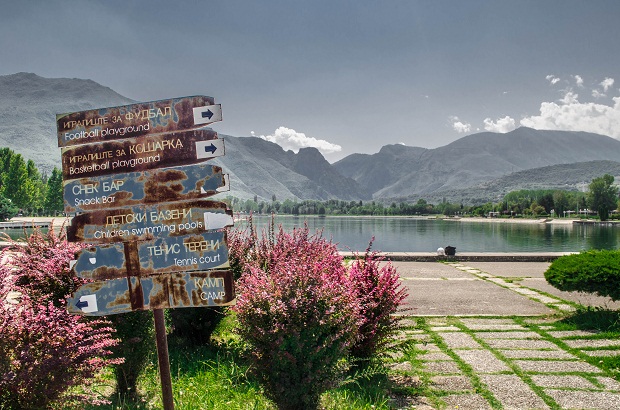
[2,0,620,161]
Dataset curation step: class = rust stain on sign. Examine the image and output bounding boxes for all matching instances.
[67,199,234,244]
[57,95,220,147]
[67,270,235,316]
[63,163,228,213]
[61,129,223,180]
[71,231,229,280]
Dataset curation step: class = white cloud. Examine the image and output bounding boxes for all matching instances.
[253,126,342,154]
[450,116,471,133]
[601,77,615,92]
[483,116,516,133]
[546,74,561,85]
[573,75,584,87]
[592,89,606,99]
[520,92,620,139]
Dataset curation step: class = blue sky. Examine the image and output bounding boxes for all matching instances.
[1,0,619,161]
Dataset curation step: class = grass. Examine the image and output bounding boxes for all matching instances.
[83,313,406,410]
[79,306,620,409]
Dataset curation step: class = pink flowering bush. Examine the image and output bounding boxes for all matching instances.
[0,227,121,408]
[348,241,408,361]
[233,224,360,410]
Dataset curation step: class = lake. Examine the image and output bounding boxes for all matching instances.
[1,216,617,253]
[243,216,620,253]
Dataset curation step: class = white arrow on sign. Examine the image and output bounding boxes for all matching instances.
[195,138,225,159]
[77,294,99,313]
[203,212,234,230]
[193,104,222,125]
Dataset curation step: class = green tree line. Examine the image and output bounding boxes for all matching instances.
[0,145,618,222]
[225,174,620,221]
[0,148,63,219]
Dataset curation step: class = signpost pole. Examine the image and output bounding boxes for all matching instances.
[153,309,175,410]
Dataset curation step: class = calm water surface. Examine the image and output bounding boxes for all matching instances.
[2,216,617,253]
[245,216,620,253]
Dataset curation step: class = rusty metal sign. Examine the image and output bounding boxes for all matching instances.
[63,163,229,214]
[67,270,235,316]
[57,95,222,147]
[70,231,229,280]
[67,199,234,244]
[61,129,224,180]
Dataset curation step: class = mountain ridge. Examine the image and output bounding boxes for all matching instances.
[2,72,620,204]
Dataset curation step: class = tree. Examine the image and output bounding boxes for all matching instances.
[587,174,619,221]
[3,154,32,211]
[44,167,64,215]
[0,195,18,221]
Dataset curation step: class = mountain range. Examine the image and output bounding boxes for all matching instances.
[2,72,620,204]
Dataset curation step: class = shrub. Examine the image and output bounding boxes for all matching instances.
[233,225,360,410]
[0,227,121,409]
[169,306,227,345]
[107,311,154,402]
[545,250,620,301]
[348,241,408,361]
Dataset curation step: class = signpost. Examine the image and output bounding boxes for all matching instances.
[64,163,229,213]
[61,96,234,410]
[66,199,234,243]
[61,129,224,179]
[70,231,229,280]
[67,270,236,316]
[57,95,222,147]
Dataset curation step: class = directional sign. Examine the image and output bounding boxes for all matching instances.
[61,129,224,180]
[63,163,229,213]
[67,270,235,316]
[67,199,234,244]
[57,95,222,147]
[70,231,229,280]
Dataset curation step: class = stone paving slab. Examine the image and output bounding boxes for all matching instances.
[545,389,620,409]
[480,374,550,409]
[420,351,452,361]
[430,375,473,391]
[514,360,603,373]
[422,360,462,374]
[463,323,527,330]
[484,338,559,349]
[454,349,510,372]
[596,376,620,390]
[440,393,492,409]
[438,332,482,348]
[564,339,620,348]
[580,349,620,357]
[499,349,577,359]
[546,330,599,338]
[475,331,543,339]
[530,375,598,389]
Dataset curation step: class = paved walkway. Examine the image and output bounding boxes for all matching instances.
[391,261,620,409]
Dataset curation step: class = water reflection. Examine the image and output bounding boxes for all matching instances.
[247,216,620,253]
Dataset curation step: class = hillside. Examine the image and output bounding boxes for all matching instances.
[334,127,620,199]
[0,73,367,202]
[0,72,134,174]
[384,160,620,205]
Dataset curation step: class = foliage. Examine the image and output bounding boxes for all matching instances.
[169,306,228,345]
[0,226,121,409]
[587,174,619,221]
[0,195,18,221]
[107,311,154,402]
[233,224,360,410]
[545,250,620,301]
[348,241,408,361]
[44,167,64,215]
